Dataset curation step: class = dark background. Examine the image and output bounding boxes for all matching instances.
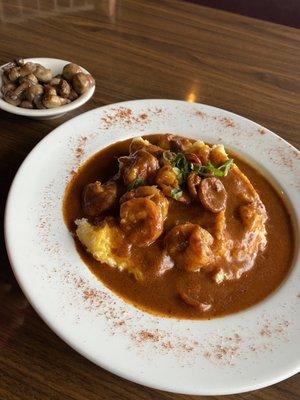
[188,0,300,28]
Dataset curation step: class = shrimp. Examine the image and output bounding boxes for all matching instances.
[129,137,163,156]
[165,223,214,271]
[119,149,159,185]
[185,140,210,164]
[157,134,192,151]
[120,185,169,220]
[209,144,228,166]
[82,181,118,217]
[120,198,164,246]
[155,165,190,203]
[187,171,201,199]
[155,165,179,193]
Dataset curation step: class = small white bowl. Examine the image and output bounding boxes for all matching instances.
[0,57,95,120]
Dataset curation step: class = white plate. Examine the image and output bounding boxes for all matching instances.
[0,58,95,119]
[5,100,300,395]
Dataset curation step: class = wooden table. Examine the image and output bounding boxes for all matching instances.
[0,1,299,399]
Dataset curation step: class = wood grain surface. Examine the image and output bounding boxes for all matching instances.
[0,0,299,399]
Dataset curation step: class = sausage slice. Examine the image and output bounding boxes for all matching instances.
[198,177,227,213]
[82,181,117,217]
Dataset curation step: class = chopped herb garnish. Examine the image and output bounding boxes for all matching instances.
[162,151,189,182]
[172,167,183,183]
[173,153,189,172]
[127,178,146,191]
[171,153,189,182]
[162,150,175,164]
[191,158,234,178]
[163,149,233,182]
[218,158,234,176]
[190,163,201,173]
[170,187,183,200]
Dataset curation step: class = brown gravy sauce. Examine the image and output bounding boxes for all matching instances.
[63,135,295,319]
